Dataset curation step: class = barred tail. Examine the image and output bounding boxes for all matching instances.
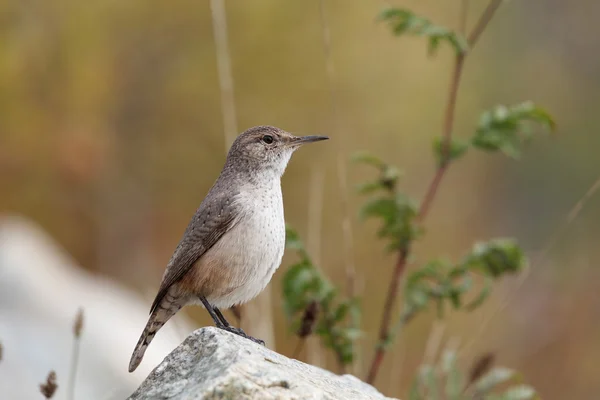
[128,293,183,373]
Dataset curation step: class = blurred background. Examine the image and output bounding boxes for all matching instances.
[1,0,600,399]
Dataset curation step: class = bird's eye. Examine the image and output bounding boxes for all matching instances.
[262,135,274,144]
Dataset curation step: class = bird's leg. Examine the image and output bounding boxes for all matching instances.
[213,307,231,327]
[199,297,265,346]
[199,296,224,327]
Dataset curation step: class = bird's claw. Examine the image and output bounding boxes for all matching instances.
[218,325,265,346]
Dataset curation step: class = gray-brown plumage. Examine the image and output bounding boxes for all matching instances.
[128,126,328,373]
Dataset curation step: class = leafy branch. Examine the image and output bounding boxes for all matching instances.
[378,8,468,56]
[281,0,554,394]
[364,0,555,384]
[282,226,361,368]
[355,154,530,349]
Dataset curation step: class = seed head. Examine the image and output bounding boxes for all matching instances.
[73,308,84,338]
[40,371,58,399]
[297,301,319,338]
[468,352,495,385]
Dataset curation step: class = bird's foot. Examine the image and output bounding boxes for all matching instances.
[218,325,265,346]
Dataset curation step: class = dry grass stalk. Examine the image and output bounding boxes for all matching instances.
[68,308,84,400]
[319,0,360,375]
[210,0,275,345]
[293,301,320,359]
[73,308,84,338]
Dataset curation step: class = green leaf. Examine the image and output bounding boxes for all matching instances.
[359,193,419,251]
[407,284,430,309]
[360,197,397,220]
[449,288,462,309]
[465,277,492,311]
[282,262,315,316]
[282,226,360,366]
[467,239,526,277]
[378,8,468,56]
[432,136,469,166]
[471,102,555,158]
[333,302,349,322]
[285,225,305,251]
[475,367,516,393]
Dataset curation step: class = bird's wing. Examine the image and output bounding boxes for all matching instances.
[149,192,240,314]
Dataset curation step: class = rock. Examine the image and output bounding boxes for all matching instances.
[128,327,397,400]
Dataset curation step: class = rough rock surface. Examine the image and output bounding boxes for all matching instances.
[128,327,397,400]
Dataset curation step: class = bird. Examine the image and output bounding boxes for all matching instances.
[128,125,328,373]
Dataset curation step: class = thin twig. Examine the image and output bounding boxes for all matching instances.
[366,302,416,383]
[319,0,357,304]
[319,0,360,375]
[210,0,238,148]
[366,0,504,384]
[467,0,504,49]
[293,339,306,359]
[307,167,325,270]
[68,308,84,400]
[305,167,327,368]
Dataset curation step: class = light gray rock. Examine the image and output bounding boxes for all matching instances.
[128,327,397,400]
[0,215,195,400]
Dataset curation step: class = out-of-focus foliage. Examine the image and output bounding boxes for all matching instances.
[472,102,556,158]
[409,349,539,400]
[403,239,526,319]
[283,226,360,365]
[432,137,470,167]
[378,8,468,56]
[353,152,421,252]
[353,145,533,355]
[347,3,554,389]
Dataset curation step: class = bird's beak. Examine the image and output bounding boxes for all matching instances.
[290,135,330,146]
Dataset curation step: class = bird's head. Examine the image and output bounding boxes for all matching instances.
[225,126,329,177]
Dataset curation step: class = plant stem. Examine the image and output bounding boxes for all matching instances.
[365,0,504,385]
[210,0,237,148]
[319,0,358,314]
[319,0,359,375]
[68,337,81,400]
[68,309,84,400]
[467,0,504,48]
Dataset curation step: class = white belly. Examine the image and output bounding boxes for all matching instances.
[205,182,286,308]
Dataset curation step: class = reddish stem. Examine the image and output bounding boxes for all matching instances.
[365,0,504,385]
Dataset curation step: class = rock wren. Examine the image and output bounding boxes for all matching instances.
[128,125,328,372]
